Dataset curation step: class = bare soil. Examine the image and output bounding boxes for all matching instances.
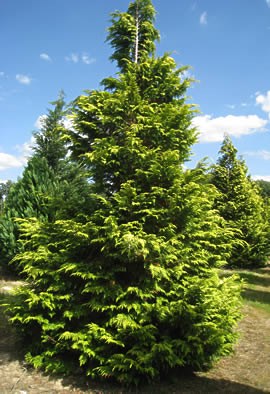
[0,271,270,394]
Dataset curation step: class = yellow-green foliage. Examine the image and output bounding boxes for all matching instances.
[211,136,270,267]
[4,0,242,386]
[6,213,241,385]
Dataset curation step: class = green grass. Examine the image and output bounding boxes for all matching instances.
[221,266,270,313]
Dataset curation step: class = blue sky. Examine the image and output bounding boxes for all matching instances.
[1,0,270,182]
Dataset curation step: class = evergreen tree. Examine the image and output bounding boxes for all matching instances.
[33,91,67,171]
[255,179,270,200]
[0,157,55,267]
[0,93,92,269]
[0,180,13,214]
[5,0,241,385]
[211,135,270,267]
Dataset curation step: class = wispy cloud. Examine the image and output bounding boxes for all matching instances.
[200,11,207,25]
[16,74,32,85]
[0,152,24,171]
[40,53,52,62]
[35,114,47,129]
[35,114,73,131]
[65,52,96,65]
[15,136,36,165]
[65,53,80,63]
[256,90,270,115]
[193,114,268,142]
[244,150,270,160]
[82,53,96,65]
[266,0,270,7]
[252,175,270,181]
[0,71,4,77]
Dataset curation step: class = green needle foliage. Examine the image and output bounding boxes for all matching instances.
[33,91,68,172]
[0,180,13,214]
[255,179,270,200]
[0,93,92,270]
[0,157,55,268]
[5,0,242,386]
[211,135,270,267]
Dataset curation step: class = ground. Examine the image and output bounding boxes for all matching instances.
[0,268,269,394]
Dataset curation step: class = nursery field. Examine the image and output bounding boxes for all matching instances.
[0,267,269,394]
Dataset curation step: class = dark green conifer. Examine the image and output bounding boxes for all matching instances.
[0,93,91,268]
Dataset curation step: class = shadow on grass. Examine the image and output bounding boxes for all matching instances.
[242,287,270,305]
[239,271,270,288]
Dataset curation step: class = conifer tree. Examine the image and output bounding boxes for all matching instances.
[0,93,92,269]
[0,180,13,214]
[33,91,67,171]
[255,179,270,200]
[5,0,241,385]
[0,93,67,268]
[211,135,270,267]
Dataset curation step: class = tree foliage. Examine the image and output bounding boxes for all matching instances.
[107,0,160,71]
[211,135,270,267]
[4,0,242,386]
[33,90,68,171]
[255,179,270,200]
[0,180,13,214]
[0,93,92,269]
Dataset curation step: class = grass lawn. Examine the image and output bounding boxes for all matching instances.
[202,266,270,392]
[235,267,270,313]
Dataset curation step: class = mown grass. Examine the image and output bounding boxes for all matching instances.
[222,266,270,313]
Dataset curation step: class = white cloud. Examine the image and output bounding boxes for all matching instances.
[35,114,47,129]
[182,69,194,80]
[65,53,79,63]
[193,114,268,142]
[15,136,36,165]
[252,175,270,182]
[244,150,270,160]
[82,53,96,65]
[40,53,52,62]
[256,90,270,115]
[0,152,24,171]
[0,71,4,77]
[35,114,73,131]
[200,11,207,25]
[266,0,270,7]
[63,117,74,130]
[16,74,32,85]
[65,52,96,65]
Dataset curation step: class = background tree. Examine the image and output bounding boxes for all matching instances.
[0,93,92,270]
[0,180,13,214]
[0,157,55,267]
[33,91,67,171]
[5,0,241,385]
[255,179,270,201]
[211,135,270,267]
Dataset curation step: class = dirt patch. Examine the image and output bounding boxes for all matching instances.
[0,274,270,393]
